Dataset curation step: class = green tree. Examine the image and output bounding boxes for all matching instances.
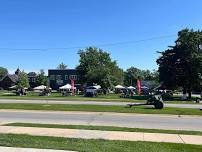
[77,47,124,90]
[16,71,30,89]
[0,67,8,80]
[124,67,142,86]
[124,67,159,86]
[57,62,67,70]
[36,69,48,86]
[157,29,202,98]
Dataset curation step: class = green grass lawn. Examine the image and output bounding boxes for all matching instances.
[0,91,144,102]
[5,123,202,136]
[0,91,201,105]
[0,103,202,115]
[0,134,201,152]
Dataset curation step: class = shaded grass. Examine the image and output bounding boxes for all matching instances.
[0,134,201,152]
[5,123,202,136]
[0,103,202,115]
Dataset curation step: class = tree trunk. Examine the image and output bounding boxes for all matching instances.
[182,87,187,100]
[188,89,192,100]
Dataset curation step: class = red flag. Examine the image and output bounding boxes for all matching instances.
[137,79,141,95]
[71,79,75,95]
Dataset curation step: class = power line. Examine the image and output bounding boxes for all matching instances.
[0,34,176,51]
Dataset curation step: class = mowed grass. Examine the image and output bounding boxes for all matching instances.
[5,123,202,136]
[0,134,201,152]
[0,103,202,115]
[1,91,201,105]
[0,91,143,102]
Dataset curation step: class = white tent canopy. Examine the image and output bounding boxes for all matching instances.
[33,85,49,90]
[141,86,149,89]
[9,85,28,90]
[59,84,76,90]
[9,85,17,89]
[93,85,101,89]
[115,85,125,89]
[127,86,136,89]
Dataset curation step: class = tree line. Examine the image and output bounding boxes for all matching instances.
[1,28,201,97]
[0,49,158,90]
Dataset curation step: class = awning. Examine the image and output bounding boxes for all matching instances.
[115,85,125,89]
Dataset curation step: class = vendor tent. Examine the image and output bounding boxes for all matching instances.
[33,85,49,90]
[59,84,76,90]
[9,85,28,90]
[127,86,136,89]
[115,85,125,89]
[141,86,149,89]
[9,85,17,89]
[93,85,101,89]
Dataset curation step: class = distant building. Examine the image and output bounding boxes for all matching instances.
[27,72,37,88]
[0,68,21,90]
[48,69,81,90]
[0,68,39,90]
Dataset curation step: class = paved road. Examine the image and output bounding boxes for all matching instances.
[0,99,202,109]
[0,110,202,131]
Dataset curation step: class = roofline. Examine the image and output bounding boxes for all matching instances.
[0,74,18,83]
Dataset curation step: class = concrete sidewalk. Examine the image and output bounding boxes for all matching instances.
[0,146,75,152]
[0,126,202,145]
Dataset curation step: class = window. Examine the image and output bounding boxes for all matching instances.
[69,75,77,80]
[57,80,63,85]
[32,78,36,82]
[29,77,36,82]
[49,75,55,80]
[65,75,69,80]
[56,75,62,80]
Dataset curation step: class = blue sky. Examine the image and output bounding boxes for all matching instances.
[0,0,202,73]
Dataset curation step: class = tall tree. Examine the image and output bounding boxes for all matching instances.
[77,47,124,90]
[124,67,142,86]
[0,67,8,80]
[16,71,30,88]
[124,67,159,86]
[57,62,67,70]
[157,29,202,98]
[36,69,48,86]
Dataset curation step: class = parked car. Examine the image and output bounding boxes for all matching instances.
[84,86,100,97]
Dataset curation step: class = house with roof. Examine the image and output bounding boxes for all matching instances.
[0,68,38,90]
[0,68,21,90]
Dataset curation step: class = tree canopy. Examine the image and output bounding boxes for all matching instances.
[16,71,30,89]
[77,47,124,89]
[36,69,48,86]
[0,67,8,80]
[57,62,67,70]
[157,29,202,98]
[124,67,159,87]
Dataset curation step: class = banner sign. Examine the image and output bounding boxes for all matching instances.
[71,79,75,95]
[137,79,141,95]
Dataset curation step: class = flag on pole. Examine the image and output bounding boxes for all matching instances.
[137,79,141,95]
[71,79,75,96]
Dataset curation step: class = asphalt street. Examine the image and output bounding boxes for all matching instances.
[0,110,202,131]
[0,99,202,109]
